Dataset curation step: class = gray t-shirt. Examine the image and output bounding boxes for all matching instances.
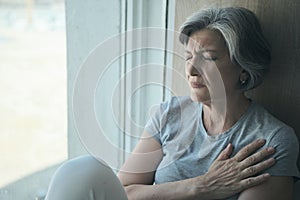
[145,96,300,199]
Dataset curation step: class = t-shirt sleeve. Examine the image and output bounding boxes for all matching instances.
[264,126,300,180]
[144,102,168,144]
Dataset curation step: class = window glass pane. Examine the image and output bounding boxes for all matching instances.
[0,0,67,198]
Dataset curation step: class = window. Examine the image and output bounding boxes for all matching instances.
[67,0,173,170]
[0,0,67,199]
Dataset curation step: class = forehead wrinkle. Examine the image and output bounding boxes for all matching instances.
[185,42,218,53]
[186,40,217,54]
[190,34,213,47]
[189,30,226,50]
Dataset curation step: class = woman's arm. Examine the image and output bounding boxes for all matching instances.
[238,176,293,200]
[118,132,275,200]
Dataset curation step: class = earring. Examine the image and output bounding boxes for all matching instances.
[239,70,249,85]
[241,79,247,85]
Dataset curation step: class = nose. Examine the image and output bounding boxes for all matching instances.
[186,60,201,77]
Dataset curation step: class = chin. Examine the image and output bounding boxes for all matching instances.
[189,87,211,102]
[190,93,210,103]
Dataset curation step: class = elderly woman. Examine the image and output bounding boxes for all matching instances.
[45,7,299,200]
[118,7,300,200]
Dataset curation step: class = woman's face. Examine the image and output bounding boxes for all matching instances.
[184,29,241,104]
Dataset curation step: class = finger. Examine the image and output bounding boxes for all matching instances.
[240,147,275,168]
[216,143,233,161]
[240,158,276,179]
[239,173,271,191]
[234,139,266,162]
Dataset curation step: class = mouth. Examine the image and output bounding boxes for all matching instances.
[190,81,205,88]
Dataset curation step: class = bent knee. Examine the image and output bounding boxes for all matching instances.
[55,155,113,183]
[46,155,128,200]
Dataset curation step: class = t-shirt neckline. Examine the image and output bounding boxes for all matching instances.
[197,100,254,141]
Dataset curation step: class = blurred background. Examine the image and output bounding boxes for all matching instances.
[0,0,67,199]
[0,0,168,199]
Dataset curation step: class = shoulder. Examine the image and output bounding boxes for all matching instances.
[154,96,195,115]
[241,101,299,156]
[247,102,295,136]
[247,103,300,177]
[145,96,195,138]
[247,102,300,178]
[162,96,193,109]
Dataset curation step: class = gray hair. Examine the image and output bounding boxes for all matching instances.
[179,7,271,91]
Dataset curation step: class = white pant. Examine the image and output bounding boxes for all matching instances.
[45,155,128,200]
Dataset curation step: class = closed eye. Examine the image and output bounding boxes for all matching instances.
[185,56,192,61]
[202,56,217,61]
[201,51,217,61]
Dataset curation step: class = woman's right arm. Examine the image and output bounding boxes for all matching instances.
[117,132,275,200]
[118,131,196,200]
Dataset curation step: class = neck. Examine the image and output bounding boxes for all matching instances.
[202,93,250,136]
